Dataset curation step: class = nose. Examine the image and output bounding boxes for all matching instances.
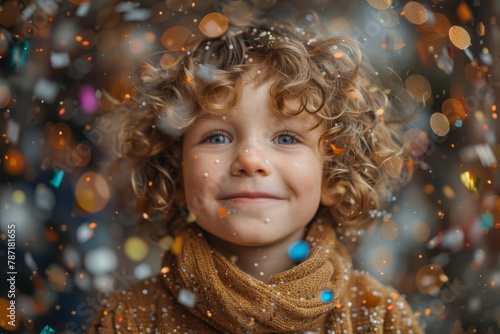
[230,145,271,176]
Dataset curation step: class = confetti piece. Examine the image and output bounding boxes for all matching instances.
[8,40,30,72]
[320,289,334,303]
[76,223,95,243]
[217,207,227,218]
[460,171,479,193]
[171,236,183,255]
[330,144,345,154]
[6,119,20,144]
[40,325,56,334]
[76,3,91,17]
[288,241,310,262]
[449,26,471,50]
[435,47,454,75]
[79,85,99,113]
[34,78,60,103]
[49,169,65,188]
[477,21,486,36]
[479,212,494,229]
[84,247,118,275]
[50,52,71,68]
[178,288,196,308]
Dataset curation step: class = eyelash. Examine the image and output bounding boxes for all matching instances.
[201,129,229,143]
[276,131,300,143]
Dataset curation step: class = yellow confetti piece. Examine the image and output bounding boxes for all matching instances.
[460,171,479,193]
[171,236,183,255]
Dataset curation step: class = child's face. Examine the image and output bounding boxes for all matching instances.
[181,73,326,247]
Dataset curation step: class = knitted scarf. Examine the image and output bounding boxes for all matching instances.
[161,219,351,333]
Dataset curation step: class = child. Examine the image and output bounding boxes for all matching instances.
[89,16,422,334]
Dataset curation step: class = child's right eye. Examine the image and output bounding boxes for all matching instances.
[202,130,231,144]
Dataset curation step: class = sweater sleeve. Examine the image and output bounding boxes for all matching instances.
[88,293,139,334]
[382,288,424,334]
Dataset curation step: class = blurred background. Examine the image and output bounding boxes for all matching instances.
[0,0,499,333]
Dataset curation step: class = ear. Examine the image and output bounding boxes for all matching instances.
[320,190,336,206]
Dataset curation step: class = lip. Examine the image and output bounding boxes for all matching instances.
[219,192,283,204]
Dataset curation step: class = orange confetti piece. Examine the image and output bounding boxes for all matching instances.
[330,144,345,154]
[218,207,227,218]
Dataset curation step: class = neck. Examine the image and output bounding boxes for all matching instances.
[206,228,307,281]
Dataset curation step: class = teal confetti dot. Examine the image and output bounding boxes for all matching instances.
[288,241,310,262]
[455,120,463,127]
[320,289,334,303]
[479,212,494,229]
[40,325,56,334]
[49,169,65,188]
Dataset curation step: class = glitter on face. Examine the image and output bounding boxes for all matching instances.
[215,159,220,164]
[203,172,209,177]
[265,217,270,223]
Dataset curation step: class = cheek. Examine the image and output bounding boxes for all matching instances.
[183,155,229,201]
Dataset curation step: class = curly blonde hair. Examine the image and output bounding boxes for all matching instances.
[108,18,413,251]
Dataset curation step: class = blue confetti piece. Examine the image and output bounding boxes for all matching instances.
[40,325,56,334]
[320,289,334,303]
[455,119,463,127]
[8,40,30,73]
[49,169,64,188]
[479,212,494,229]
[288,241,310,262]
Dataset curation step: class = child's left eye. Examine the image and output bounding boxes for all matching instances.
[273,132,299,145]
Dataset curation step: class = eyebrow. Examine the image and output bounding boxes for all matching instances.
[188,112,225,131]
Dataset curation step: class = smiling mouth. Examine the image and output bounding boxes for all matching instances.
[219,192,283,204]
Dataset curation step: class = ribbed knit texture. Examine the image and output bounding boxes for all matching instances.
[89,219,423,333]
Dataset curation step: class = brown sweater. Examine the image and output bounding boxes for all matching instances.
[88,219,423,333]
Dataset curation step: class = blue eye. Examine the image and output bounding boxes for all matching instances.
[206,134,231,144]
[274,133,298,145]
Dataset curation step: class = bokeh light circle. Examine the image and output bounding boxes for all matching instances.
[412,221,430,242]
[223,1,254,26]
[371,247,393,269]
[416,264,445,294]
[381,220,399,241]
[48,122,72,150]
[449,26,471,50]
[199,13,229,38]
[404,128,429,156]
[75,172,110,213]
[0,84,11,108]
[430,112,450,136]
[442,98,466,124]
[161,26,191,51]
[124,236,149,262]
[405,74,431,101]
[403,2,428,25]
[367,0,392,10]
